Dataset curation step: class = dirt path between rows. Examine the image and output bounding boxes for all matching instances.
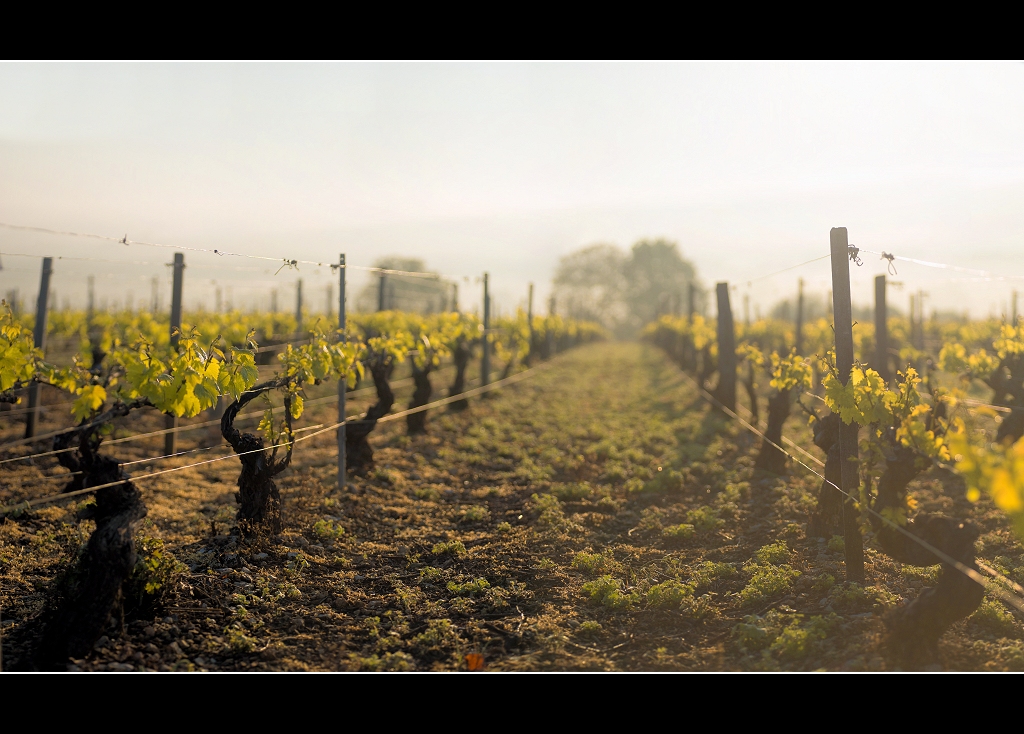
[3,342,1023,670]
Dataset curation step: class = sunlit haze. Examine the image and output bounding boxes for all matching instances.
[2,62,1023,317]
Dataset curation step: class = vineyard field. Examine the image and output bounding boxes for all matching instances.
[4,342,1022,671]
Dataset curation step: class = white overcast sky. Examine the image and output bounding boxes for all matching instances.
[1,61,1023,317]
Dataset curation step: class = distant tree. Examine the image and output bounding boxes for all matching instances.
[623,239,702,330]
[354,257,455,314]
[552,244,627,331]
[551,239,703,336]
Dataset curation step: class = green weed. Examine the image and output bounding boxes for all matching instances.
[572,551,617,575]
[813,573,836,592]
[754,541,791,566]
[551,482,593,501]
[740,564,800,606]
[351,652,414,671]
[581,575,637,609]
[447,578,490,596]
[226,626,257,653]
[645,580,695,609]
[531,493,565,527]
[662,524,696,540]
[313,519,345,543]
[431,540,467,558]
[125,536,187,617]
[688,561,738,591]
[686,506,724,532]
[413,619,460,650]
[970,599,1022,638]
[460,505,490,523]
[827,535,845,553]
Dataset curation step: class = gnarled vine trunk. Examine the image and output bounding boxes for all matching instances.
[346,359,394,474]
[807,413,844,539]
[869,444,984,665]
[754,387,790,474]
[407,359,433,434]
[698,346,715,388]
[449,341,471,411]
[743,362,760,426]
[221,382,293,536]
[37,431,146,665]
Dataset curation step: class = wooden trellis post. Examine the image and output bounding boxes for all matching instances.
[830,227,865,583]
[164,253,185,456]
[525,283,535,366]
[481,273,491,387]
[795,278,804,355]
[874,274,889,384]
[24,257,53,439]
[337,254,347,491]
[714,282,736,412]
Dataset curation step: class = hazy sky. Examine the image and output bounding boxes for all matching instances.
[1,62,1023,317]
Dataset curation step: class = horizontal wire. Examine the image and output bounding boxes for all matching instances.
[859,247,1024,281]
[0,362,461,468]
[0,221,458,280]
[676,369,1024,615]
[0,359,547,515]
[743,254,832,286]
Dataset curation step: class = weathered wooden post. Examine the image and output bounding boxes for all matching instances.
[546,295,556,358]
[714,282,736,412]
[452,282,459,313]
[378,272,387,312]
[295,279,303,335]
[795,278,804,355]
[164,253,185,456]
[87,275,95,318]
[481,273,491,387]
[1014,290,1019,325]
[24,257,53,439]
[743,293,750,327]
[337,254,347,491]
[830,227,864,583]
[874,274,889,384]
[271,289,279,313]
[525,282,535,366]
[687,282,695,319]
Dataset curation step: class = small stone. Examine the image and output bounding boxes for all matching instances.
[163,616,174,624]
[295,537,309,548]
[108,662,134,672]
[143,626,156,638]
[397,546,410,557]
[253,553,269,561]
[93,635,110,650]
[132,652,144,662]
[144,643,159,654]
[169,641,183,656]
[287,551,300,560]
[309,545,325,555]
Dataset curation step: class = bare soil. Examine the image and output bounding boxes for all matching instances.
[2,342,1023,671]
